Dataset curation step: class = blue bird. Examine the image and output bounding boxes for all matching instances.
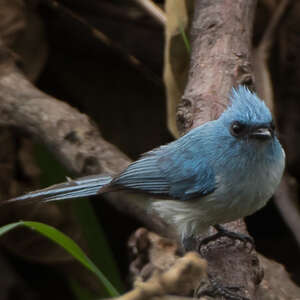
[9,86,285,247]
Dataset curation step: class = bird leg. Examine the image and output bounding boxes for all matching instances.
[198,224,255,255]
[182,235,198,252]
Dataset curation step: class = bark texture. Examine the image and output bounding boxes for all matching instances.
[176,1,260,299]
[0,52,172,236]
[179,0,255,133]
[0,0,298,299]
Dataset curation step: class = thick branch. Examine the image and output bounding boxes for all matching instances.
[257,254,300,299]
[178,1,261,299]
[0,2,297,299]
[0,48,170,235]
[175,1,300,299]
[179,0,256,132]
[118,252,206,300]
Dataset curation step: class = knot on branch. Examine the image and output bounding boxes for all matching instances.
[124,229,208,300]
[176,97,193,134]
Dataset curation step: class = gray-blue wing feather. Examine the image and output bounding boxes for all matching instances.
[112,128,216,200]
[9,124,217,204]
[8,175,112,203]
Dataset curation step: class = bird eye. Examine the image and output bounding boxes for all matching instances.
[230,121,246,137]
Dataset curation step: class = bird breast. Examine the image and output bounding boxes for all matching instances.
[212,143,285,223]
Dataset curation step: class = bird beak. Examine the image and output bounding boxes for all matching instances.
[250,127,273,140]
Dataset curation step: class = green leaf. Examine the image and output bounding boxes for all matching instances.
[0,222,22,235]
[0,221,119,297]
[35,143,124,292]
[73,199,124,291]
[178,20,191,54]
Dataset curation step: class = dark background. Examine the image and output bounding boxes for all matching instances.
[0,1,299,299]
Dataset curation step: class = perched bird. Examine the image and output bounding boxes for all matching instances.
[9,86,285,247]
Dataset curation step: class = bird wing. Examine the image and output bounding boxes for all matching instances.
[158,147,216,200]
[111,138,216,200]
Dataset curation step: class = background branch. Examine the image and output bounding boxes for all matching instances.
[252,0,300,248]
[42,0,162,87]
[0,47,171,237]
[254,0,291,111]
[0,0,298,299]
[132,0,166,26]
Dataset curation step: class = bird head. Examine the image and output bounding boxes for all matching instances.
[220,86,275,142]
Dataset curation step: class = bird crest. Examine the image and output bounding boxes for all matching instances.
[221,86,272,125]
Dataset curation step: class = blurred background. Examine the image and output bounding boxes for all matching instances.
[0,0,299,299]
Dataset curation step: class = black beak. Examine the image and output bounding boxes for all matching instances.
[250,126,273,140]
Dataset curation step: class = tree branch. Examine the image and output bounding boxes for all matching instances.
[41,0,162,87]
[252,0,300,249]
[133,0,166,26]
[117,251,206,300]
[0,45,171,236]
[0,1,298,299]
[177,1,267,299]
[179,0,256,133]
[173,1,300,299]
[253,0,291,111]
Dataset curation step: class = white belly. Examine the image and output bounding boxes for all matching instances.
[150,147,285,241]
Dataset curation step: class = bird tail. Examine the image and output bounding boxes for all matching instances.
[7,175,113,204]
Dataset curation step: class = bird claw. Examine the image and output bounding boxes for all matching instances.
[196,276,249,300]
[198,224,255,255]
[214,224,255,248]
[196,275,250,300]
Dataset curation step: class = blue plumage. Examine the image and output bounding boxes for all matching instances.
[8,175,112,203]
[8,85,285,244]
[223,85,272,125]
[112,126,216,200]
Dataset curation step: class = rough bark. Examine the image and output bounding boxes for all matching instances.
[257,254,300,300]
[0,47,171,237]
[175,1,290,299]
[128,228,300,299]
[0,0,298,299]
[118,250,207,300]
[179,0,255,133]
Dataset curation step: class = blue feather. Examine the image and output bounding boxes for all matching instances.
[9,175,112,203]
[221,86,272,125]
[113,123,216,200]
[7,85,285,245]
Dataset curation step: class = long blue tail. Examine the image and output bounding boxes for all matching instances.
[8,175,113,203]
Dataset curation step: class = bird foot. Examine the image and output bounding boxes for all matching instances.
[198,224,255,255]
[196,275,250,300]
